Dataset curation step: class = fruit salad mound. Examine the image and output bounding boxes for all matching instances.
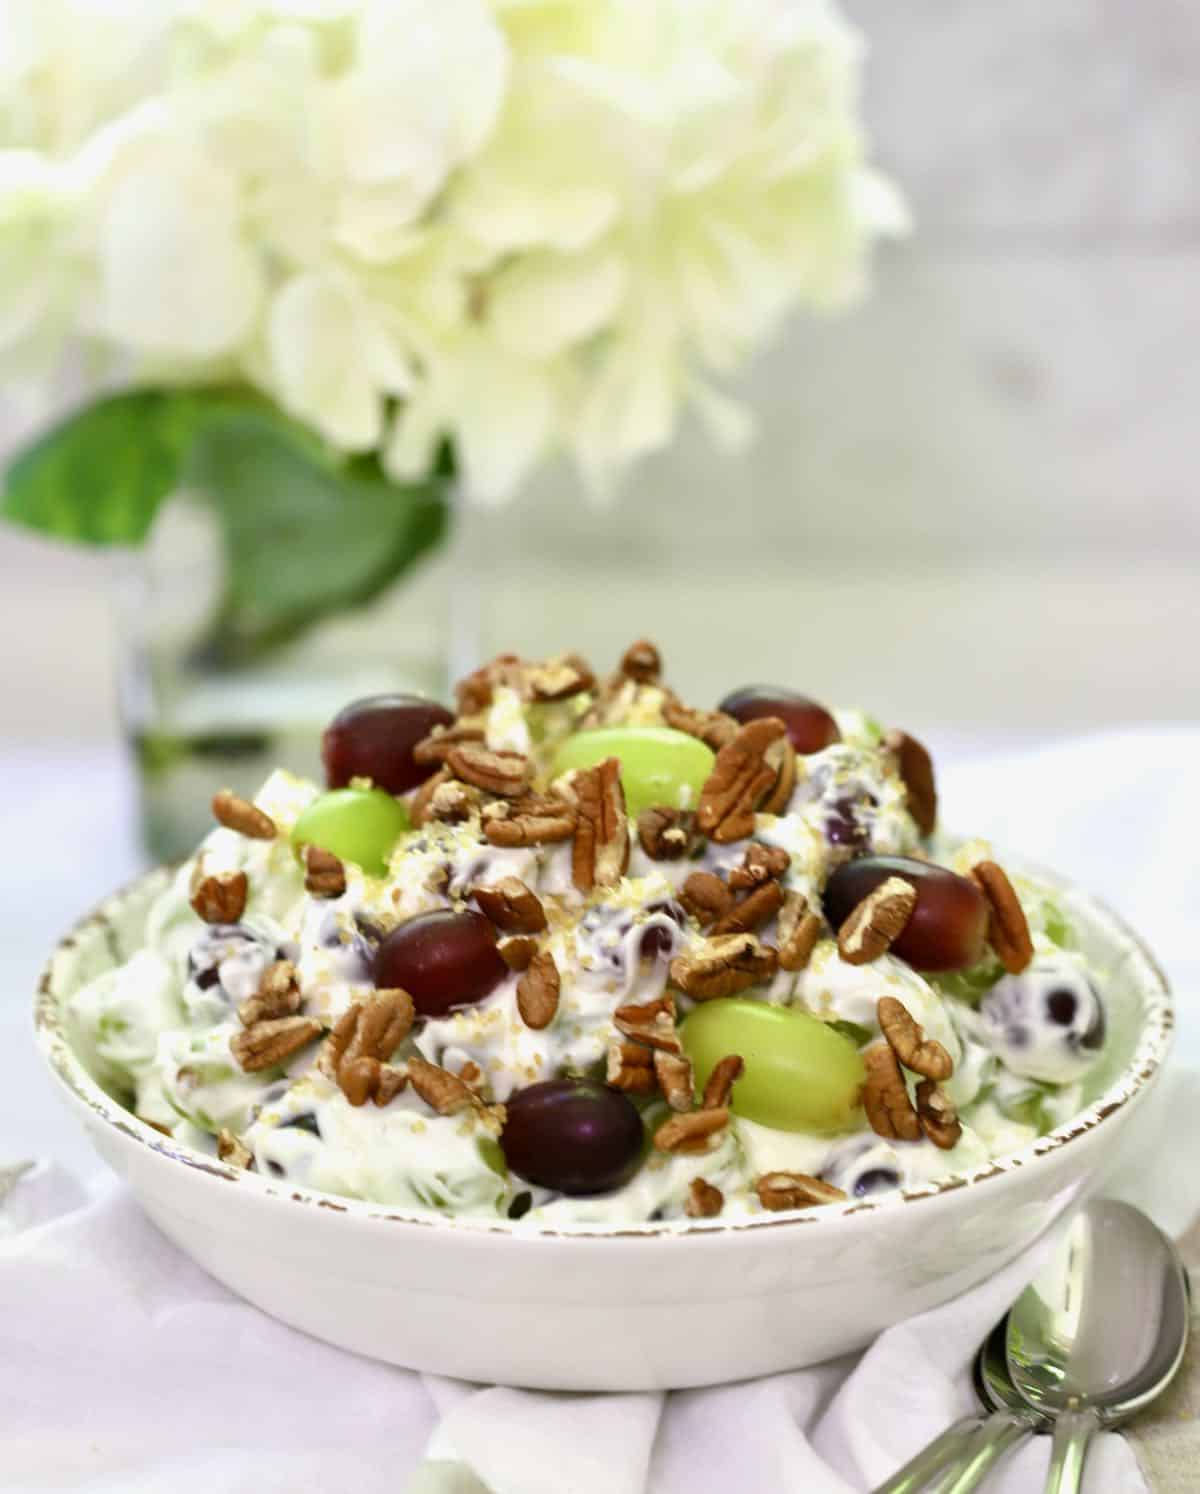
[68,641,1109,1224]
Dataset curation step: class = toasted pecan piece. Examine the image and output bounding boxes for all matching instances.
[877,996,954,1080]
[571,757,629,892]
[620,638,662,683]
[777,892,823,972]
[654,1050,694,1112]
[446,743,531,797]
[760,738,796,816]
[231,1015,323,1074]
[212,790,276,840]
[654,1107,730,1154]
[216,1129,252,1170]
[710,879,785,937]
[970,860,1034,974]
[701,1054,744,1109]
[190,867,248,925]
[916,1078,962,1150]
[669,934,777,1001]
[755,1172,847,1211]
[885,728,938,837]
[498,936,538,971]
[473,876,547,934]
[836,876,917,965]
[679,870,734,927]
[454,653,526,715]
[237,959,301,1027]
[637,805,702,861]
[606,1041,657,1095]
[407,1055,478,1116]
[727,843,791,890]
[527,651,595,701]
[303,845,346,898]
[412,722,486,767]
[613,993,681,1053]
[319,991,414,1106]
[516,950,560,1029]
[685,1178,725,1218]
[662,695,739,752]
[482,795,577,847]
[697,717,788,843]
[862,1042,921,1142]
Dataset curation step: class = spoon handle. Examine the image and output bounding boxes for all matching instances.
[871,1416,982,1494]
[1043,1408,1100,1494]
[938,1412,1035,1494]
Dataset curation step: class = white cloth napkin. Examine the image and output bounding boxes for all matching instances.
[3,728,1197,1493]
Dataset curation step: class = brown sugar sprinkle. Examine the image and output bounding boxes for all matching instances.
[755,1172,847,1211]
[701,1055,744,1109]
[709,879,784,937]
[653,1107,730,1154]
[190,868,248,925]
[685,1178,725,1219]
[877,996,954,1081]
[836,876,917,965]
[303,845,346,898]
[971,860,1035,975]
[212,790,276,840]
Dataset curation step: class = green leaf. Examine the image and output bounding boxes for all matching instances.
[1,389,199,544]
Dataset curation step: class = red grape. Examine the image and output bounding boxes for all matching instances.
[373,910,507,1017]
[322,694,453,795]
[500,1079,644,1195]
[719,686,840,754]
[823,855,988,972]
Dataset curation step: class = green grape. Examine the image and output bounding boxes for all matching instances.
[550,726,715,819]
[680,999,865,1134]
[291,787,410,876]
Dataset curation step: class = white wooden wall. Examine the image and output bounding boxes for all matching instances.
[3,0,1198,740]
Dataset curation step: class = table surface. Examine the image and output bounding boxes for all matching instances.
[4,733,1196,1183]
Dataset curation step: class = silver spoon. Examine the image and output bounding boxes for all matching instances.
[1006,1199,1190,1494]
[871,1317,1043,1494]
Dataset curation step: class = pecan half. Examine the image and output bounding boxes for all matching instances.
[679,870,734,927]
[836,876,917,965]
[613,994,681,1053]
[877,996,954,1081]
[710,879,785,937]
[697,718,788,843]
[473,876,547,934]
[637,806,702,861]
[216,1129,252,1170]
[446,743,531,797]
[212,790,276,840]
[455,653,526,715]
[760,737,797,817]
[410,767,452,828]
[303,845,346,898]
[482,796,577,847]
[237,959,301,1027]
[571,757,629,892]
[498,936,538,971]
[669,934,777,1000]
[190,868,248,925]
[685,1178,725,1218]
[662,695,739,752]
[231,1015,323,1073]
[862,1041,921,1142]
[777,892,823,972]
[885,728,938,837]
[916,1078,962,1150]
[516,950,560,1029]
[319,991,415,1106]
[654,1050,694,1112]
[412,722,486,767]
[702,1054,744,1109]
[620,638,662,683]
[527,651,595,701]
[755,1172,847,1210]
[606,1041,657,1095]
[971,860,1034,974]
[407,1055,477,1116]
[654,1106,730,1154]
[728,844,791,891]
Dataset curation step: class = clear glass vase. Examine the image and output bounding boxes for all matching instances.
[114,492,464,861]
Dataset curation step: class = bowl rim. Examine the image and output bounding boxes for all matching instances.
[34,861,1175,1241]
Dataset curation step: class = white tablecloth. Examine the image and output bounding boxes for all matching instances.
[2,730,1197,1491]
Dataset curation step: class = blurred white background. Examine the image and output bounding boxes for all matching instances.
[3,0,1198,746]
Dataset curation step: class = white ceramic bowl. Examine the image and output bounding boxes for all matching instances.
[36,865,1173,1391]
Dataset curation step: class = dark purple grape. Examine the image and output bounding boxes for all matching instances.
[1046,988,1077,1025]
[500,1079,644,1196]
[373,910,507,1018]
[718,686,840,755]
[322,694,453,795]
[852,1166,900,1198]
[638,900,685,960]
[823,855,988,972]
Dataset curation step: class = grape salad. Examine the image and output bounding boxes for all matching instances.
[68,643,1109,1224]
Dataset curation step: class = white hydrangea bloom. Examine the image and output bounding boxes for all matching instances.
[0,0,904,498]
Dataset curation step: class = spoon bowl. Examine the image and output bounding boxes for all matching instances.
[1006,1200,1190,1493]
